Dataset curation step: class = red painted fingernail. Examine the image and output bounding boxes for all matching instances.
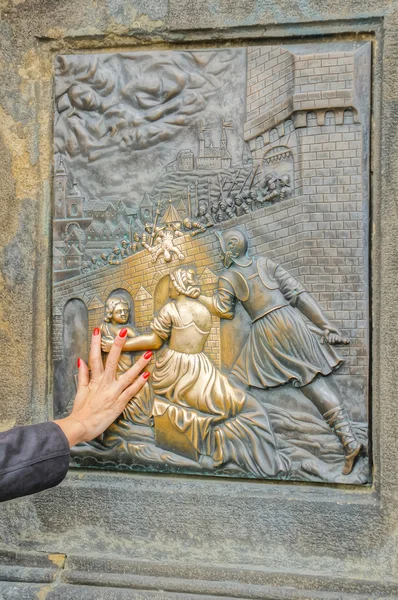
[120,328,128,338]
[93,328,100,336]
[144,351,153,360]
[142,371,150,380]
[77,358,81,368]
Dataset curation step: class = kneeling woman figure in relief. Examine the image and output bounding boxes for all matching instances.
[102,268,289,478]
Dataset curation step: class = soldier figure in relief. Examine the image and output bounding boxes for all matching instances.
[108,246,122,265]
[260,175,280,204]
[234,191,252,215]
[198,202,214,226]
[120,238,130,258]
[81,260,91,274]
[129,231,144,254]
[90,256,99,270]
[219,195,236,219]
[279,174,292,201]
[99,252,109,267]
[195,228,362,475]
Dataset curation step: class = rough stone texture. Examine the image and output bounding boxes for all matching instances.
[0,0,397,598]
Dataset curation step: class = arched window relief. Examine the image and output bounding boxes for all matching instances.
[324,111,336,126]
[269,128,279,143]
[306,112,317,127]
[344,109,354,124]
[284,119,294,135]
[255,135,264,150]
[54,298,88,417]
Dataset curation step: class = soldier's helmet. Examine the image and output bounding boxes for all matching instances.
[280,174,291,187]
[215,228,251,267]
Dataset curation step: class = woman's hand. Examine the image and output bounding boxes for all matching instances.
[54,328,152,447]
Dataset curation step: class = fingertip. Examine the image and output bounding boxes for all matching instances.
[78,358,88,369]
[142,371,150,380]
[93,328,100,336]
[77,358,89,386]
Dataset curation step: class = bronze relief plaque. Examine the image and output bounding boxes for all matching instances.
[53,43,370,484]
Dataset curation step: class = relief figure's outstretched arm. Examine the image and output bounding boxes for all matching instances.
[274,263,343,339]
[196,278,236,320]
[295,292,347,344]
[295,292,334,330]
[102,332,164,353]
[197,293,221,317]
[122,332,164,352]
[197,293,235,319]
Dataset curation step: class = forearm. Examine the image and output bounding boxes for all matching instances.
[53,416,87,447]
[197,294,217,315]
[122,332,163,352]
[197,293,232,318]
[296,292,332,329]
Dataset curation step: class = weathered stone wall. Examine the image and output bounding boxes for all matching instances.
[245,43,368,380]
[296,112,367,376]
[244,46,359,142]
[246,47,295,128]
[0,1,398,598]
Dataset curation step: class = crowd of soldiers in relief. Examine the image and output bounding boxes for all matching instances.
[54,118,293,274]
[80,170,291,273]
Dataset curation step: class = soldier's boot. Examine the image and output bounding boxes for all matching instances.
[323,406,362,475]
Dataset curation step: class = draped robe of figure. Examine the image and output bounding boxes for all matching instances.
[149,301,289,478]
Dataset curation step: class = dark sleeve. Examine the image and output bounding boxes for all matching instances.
[0,422,70,503]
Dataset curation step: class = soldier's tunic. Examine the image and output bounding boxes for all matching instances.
[213,257,343,389]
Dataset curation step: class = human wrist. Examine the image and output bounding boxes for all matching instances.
[53,416,88,447]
